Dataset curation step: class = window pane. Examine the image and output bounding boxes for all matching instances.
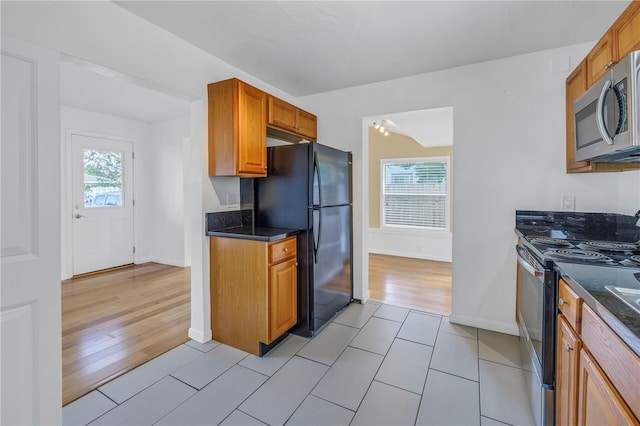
[83,149,123,208]
[382,160,448,230]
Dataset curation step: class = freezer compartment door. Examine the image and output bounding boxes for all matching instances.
[254,144,310,230]
[311,205,352,331]
[312,144,351,208]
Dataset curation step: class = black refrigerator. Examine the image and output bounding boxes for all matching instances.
[254,142,353,337]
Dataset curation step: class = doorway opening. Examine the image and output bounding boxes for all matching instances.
[59,56,194,405]
[364,107,454,314]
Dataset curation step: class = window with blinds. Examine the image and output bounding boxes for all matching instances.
[381,158,449,230]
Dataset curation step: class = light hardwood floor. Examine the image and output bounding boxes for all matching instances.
[368,253,452,313]
[62,263,191,406]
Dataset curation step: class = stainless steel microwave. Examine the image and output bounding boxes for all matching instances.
[574,50,640,163]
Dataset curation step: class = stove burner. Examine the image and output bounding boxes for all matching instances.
[628,255,640,265]
[577,241,639,252]
[544,249,613,263]
[529,238,573,248]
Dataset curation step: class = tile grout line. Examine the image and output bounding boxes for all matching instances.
[481,414,515,426]
[413,314,443,425]
[426,367,480,384]
[307,303,384,419]
[320,302,410,420]
[228,408,267,426]
[477,330,482,424]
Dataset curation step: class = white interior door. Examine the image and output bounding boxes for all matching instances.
[1,36,62,424]
[71,134,134,275]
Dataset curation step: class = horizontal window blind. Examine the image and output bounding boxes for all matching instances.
[382,160,448,230]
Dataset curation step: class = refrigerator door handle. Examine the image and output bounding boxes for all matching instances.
[313,152,322,207]
[312,209,322,263]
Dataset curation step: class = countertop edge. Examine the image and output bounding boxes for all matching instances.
[206,229,298,242]
[557,269,640,358]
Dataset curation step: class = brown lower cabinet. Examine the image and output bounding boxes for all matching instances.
[577,348,637,425]
[556,279,640,425]
[210,235,297,356]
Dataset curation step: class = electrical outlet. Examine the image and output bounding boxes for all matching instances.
[561,195,575,211]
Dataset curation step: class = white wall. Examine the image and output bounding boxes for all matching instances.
[148,117,191,267]
[60,106,152,279]
[369,229,452,262]
[298,43,640,334]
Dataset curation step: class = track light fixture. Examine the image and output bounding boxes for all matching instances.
[371,120,390,136]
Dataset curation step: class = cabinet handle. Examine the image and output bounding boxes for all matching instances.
[604,60,615,70]
[284,247,289,253]
[559,298,568,307]
[563,343,573,352]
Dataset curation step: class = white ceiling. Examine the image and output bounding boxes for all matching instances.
[369,107,454,148]
[115,0,629,97]
[60,57,191,123]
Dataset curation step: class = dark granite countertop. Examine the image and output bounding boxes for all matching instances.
[555,262,640,357]
[205,210,298,242]
[206,226,298,242]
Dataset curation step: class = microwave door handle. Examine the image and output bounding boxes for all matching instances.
[596,79,615,146]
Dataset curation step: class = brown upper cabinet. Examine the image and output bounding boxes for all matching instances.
[267,95,317,141]
[586,34,614,87]
[208,78,319,177]
[208,78,267,177]
[566,2,640,173]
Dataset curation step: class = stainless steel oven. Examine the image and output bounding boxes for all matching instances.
[516,244,555,426]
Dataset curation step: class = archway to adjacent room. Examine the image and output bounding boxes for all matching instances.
[363,107,453,313]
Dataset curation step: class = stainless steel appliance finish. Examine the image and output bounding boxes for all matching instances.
[516,243,556,426]
[574,50,640,163]
[254,142,353,337]
[605,285,640,315]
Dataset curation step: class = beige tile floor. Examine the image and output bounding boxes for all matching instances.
[63,301,535,426]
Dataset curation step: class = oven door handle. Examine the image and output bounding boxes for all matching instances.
[516,245,544,278]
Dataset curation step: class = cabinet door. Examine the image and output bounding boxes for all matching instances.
[613,1,640,60]
[566,61,591,172]
[557,315,581,426]
[267,258,297,343]
[297,109,317,140]
[268,96,297,132]
[586,34,614,87]
[237,82,267,176]
[577,349,637,426]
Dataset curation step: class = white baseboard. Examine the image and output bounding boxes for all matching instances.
[359,289,371,303]
[369,248,452,262]
[135,256,152,265]
[148,257,188,267]
[188,327,212,343]
[448,313,519,336]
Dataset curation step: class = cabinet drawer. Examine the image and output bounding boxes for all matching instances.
[581,303,640,420]
[558,279,582,333]
[269,237,296,264]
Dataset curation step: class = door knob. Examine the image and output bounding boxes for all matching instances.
[75,214,87,219]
